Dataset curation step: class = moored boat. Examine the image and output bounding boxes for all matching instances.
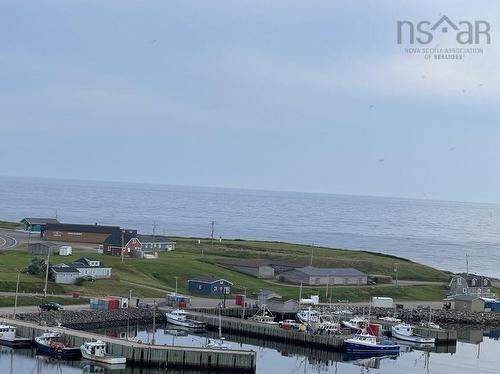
[35,332,82,359]
[0,323,33,348]
[345,330,400,354]
[80,340,126,365]
[165,309,206,330]
[296,308,320,324]
[342,316,368,330]
[251,304,278,325]
[391,323,435,344]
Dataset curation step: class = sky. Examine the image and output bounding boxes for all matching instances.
[1,0,499,203]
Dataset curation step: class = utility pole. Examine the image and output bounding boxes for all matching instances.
[210,220,215,247]
[175,276,179,295]
[44,249,51,298]
[121,230,125,263]
[13,271,20,319]
[466,253,469,275]
[242,287,247,319]
[152,300,156,345]
[152,223,157,249]
[325,279,329,300]
[298,281,303,304]
[310,243,314,266]
[394,262,399,287]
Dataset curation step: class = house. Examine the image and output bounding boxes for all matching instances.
[102,229,139,256]
[27,242,58,255]
[188,276,233,296]
[20,217,60,232]
[137,234,176,253]
[448,273,493,297]
[279,266,368,285]
[443,295,485,312]
[59,245,72,256]
[51,257,112,284]
[43,223,129,245]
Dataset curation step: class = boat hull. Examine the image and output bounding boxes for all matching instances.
[81,350,126,364]
[391,331,435,344]
[345,341,400,354]
[166,317,206,329]
[0,337,33,348]
[36,343,82,359]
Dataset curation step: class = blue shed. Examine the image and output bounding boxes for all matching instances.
[188,276,233,296]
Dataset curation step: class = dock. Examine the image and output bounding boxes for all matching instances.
[189,312,457,349]
[3,318,256,372]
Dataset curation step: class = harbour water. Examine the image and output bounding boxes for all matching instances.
[1,323,499,374]
[1,175,500,277]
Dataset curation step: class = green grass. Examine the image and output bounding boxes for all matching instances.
[0,236,452,302]
[0,220,20,229]
[0,296,89,307]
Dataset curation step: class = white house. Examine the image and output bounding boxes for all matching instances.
[51,257,112,284]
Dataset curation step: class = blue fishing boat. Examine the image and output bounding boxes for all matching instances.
[35,332,81,359]
[345,331,400,355]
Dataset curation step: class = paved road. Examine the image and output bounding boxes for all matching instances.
[0,230,19,249]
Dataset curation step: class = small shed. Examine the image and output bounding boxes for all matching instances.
[444,295,485,312]
[28,242,57,255]
[188,276,233,296]
[20,218,59,232]
[51,265,80,284]
[59,245,72,256]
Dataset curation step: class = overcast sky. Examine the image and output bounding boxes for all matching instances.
[1,1,499,202]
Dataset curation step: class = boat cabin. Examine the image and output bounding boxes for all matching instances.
[84,341,107,356]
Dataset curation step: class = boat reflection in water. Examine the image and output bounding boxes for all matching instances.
[344,353,398,369]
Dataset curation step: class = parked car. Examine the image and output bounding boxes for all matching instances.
[278,319,300,329]
[80,275,96,281]
[39,302,64,311]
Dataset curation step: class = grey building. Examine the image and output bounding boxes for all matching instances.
[28,242,58,255]
[257,290,282,302]
[265,298,300,315]
[444,295,485,312]
[280,266,368,285]
[188,276,233,296]
[448,273,492,297]
[51,265,81,284]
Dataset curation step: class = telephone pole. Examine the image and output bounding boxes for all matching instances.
[121,229,125,263]
[44,250,51,297]
[310,243,314,266]
[210,220,215,247]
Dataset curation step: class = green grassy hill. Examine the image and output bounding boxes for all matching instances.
[0,236,451,302]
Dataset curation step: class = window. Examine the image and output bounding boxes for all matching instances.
[471,278,477,286]
[457,278,462,286]
[484,279,488,286]
[198,284,202,290]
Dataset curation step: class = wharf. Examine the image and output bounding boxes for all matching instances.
[189,312,457,349]
[3,318,256,372]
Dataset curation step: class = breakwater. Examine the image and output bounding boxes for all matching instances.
[4,317,256,372]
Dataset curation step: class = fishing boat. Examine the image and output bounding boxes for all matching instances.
[165,310,206,330]
[80,340,126,365]
[0,322,33,348]
[391,323,435,344]
[35,331,81,359]
[379,316,402,323]
[342,316,368,330]
[345,330,400,354]
[296,307,320,324]
[251,304,278,325]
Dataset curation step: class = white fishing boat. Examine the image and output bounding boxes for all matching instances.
[296,307,320,324]
[80,341,126,365]
[342,316,368,330]
[391,323,435,344]
[166,310,206,330]
[251,304,278,325]
[0,323,32,347]
[379,316,402,323]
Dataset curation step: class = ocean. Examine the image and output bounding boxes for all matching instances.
[1,175,499,277]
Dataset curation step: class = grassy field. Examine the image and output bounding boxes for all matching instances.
[0,220,20,229]
[0,234,452,302]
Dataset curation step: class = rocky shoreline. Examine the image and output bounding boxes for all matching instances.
[16,308,167,329]
[15,305,500,329]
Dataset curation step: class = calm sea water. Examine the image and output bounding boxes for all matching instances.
[1,324,499,374]
[1,175,500,277]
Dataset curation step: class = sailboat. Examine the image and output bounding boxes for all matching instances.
[204,308,231,349]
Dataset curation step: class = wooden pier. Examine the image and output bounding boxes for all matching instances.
[3,318,256,372]
[189,312,457,349]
